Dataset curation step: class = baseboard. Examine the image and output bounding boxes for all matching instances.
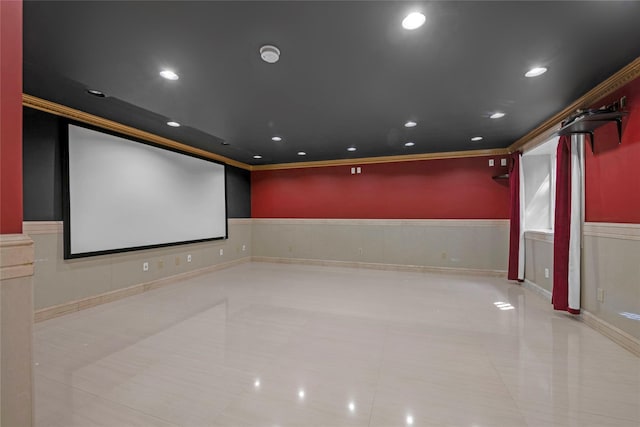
[34,257,251,323]
[523,278,552,302]
[581,310,640,357]
[251,256,507,277]
[523,280,640,358]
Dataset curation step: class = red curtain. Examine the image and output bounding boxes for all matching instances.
[507,152,522,281]
[552,135,578,313]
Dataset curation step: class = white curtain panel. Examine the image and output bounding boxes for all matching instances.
[518,153,525,281]
[568,134,584,311]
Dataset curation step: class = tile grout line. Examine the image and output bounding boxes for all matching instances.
[366,324,390,427]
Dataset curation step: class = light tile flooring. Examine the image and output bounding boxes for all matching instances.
[34,262,639,426]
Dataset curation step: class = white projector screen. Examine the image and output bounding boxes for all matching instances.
[64,124,227,258]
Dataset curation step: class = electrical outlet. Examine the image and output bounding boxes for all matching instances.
[158,260,164,269]
[288,245,293,253]
[356,167,361,174]
[441,252,447,260]
[489,159,495,167]
[143,262,149,272]
[358,247,363,255]
[544,268,549,279]
[219,248,224,256]
[242,244,246,252]
[187,254,192,263]
[597,288,605,303]
[351,167,356,174]
[175,256,181,266]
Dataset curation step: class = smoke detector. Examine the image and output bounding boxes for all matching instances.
[260,45,280,64]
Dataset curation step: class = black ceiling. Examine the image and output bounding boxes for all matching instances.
[23,1,640,165]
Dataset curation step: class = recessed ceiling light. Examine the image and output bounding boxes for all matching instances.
[490,112,505,119]
[159,69,179,80]
[297,151,306,156]
[525,67,547,78]
[406,415,414,425]
[404,120,417,128]
[86,89,105,97]
[402,12,425,30]
[347,147,357,152]
[471,136,483,142]
[166,121,180,127]
[404,142,415,147]
[260,45,280,64]
[272,136,282,142]
[253,155,262,159]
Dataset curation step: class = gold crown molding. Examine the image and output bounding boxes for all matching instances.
[252,148,509,171]
[23,95,511,172]
[22,94,251,171]
[509,56,640,153]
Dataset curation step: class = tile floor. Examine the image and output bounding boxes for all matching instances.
[34,262,640,426]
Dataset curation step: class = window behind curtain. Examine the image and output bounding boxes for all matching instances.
[522,137,558,232]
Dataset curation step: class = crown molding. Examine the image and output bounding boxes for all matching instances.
[252,148,509,171]
[509,56,640,153]
[23,95,512,172]
[22,94,252,170]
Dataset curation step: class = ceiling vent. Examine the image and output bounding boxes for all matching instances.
[260,45,280,64]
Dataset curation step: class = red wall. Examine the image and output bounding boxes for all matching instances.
[0,0,23,233]
[585,75,640,223]
[252,156,510,219]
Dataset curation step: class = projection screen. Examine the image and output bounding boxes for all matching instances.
[64,124,227,258]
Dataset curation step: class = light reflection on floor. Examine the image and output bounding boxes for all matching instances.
[34,262,640,426]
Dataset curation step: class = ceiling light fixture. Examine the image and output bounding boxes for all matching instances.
[297,151,306,156]
[86,89,105,97]
[402,12,425,30]
[166,121,181,127]
[471,136,483,142]
[253,155,262,159]
[272,136,282,142]
[260,45,281,64]
[490,112,505,119]
[347,147,357,152]
[404,142,415,147]
[404,120,417,128]
[525,67,548,77]
[159,69,179,80]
